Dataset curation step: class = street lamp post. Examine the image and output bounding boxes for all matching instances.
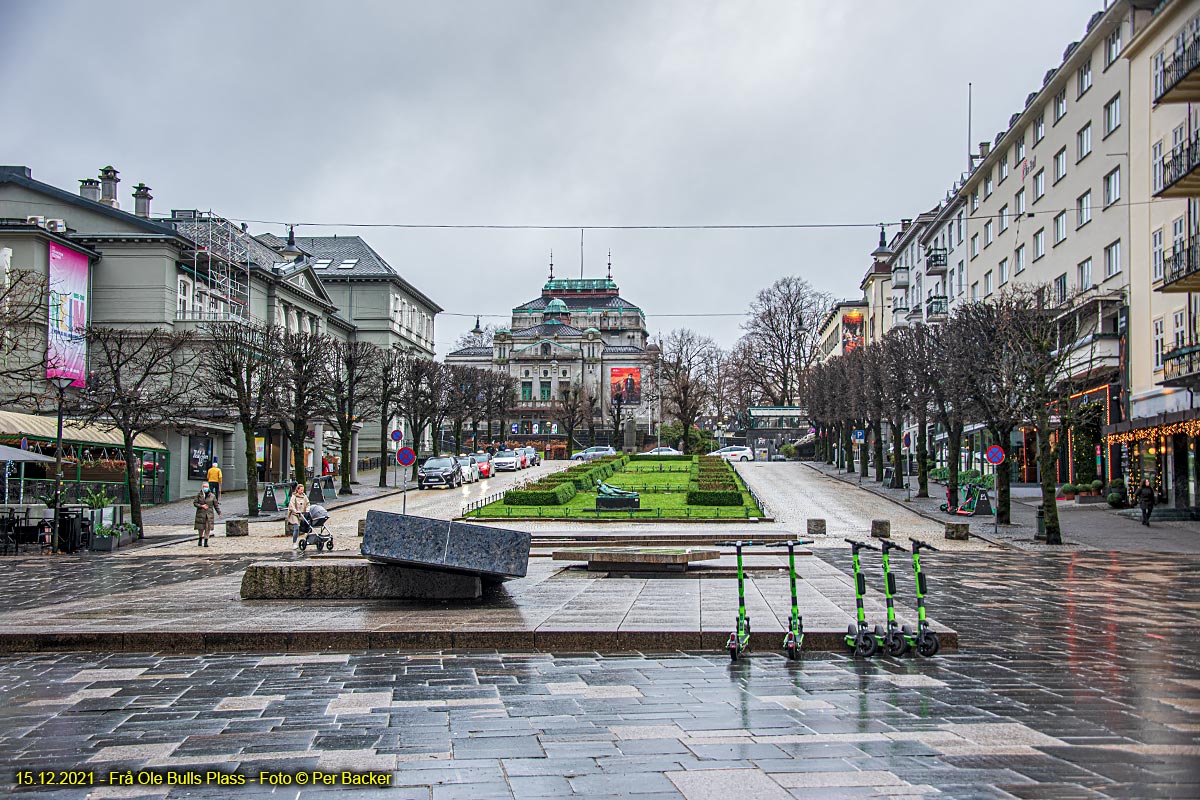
[49,376,74,553]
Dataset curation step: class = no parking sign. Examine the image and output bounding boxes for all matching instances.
[985,445,1005,465]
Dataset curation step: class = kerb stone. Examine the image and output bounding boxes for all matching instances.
[871,519,891,539]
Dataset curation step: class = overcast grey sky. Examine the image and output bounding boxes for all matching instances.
[1,0,1106,353]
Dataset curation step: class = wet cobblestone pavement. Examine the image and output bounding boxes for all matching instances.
[2,550,1197,799]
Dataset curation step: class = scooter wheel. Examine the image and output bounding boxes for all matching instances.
[786,644,799,661]
[886,634,909,657]
[917,633,941,657]
[855,632,878,658]
[729,645,739,662]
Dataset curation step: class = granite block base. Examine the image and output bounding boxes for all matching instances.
[362,511,530,579]
[240,559,482,601]
[597,496,640,510]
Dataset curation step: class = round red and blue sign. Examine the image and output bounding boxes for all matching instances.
[396,447,417,467]
[985,444,1005,465]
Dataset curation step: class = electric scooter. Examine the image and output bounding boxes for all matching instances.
[843,539,880,658]
[716,540,753,661]
[904,538,941,656]
[875,540,910,657]
[766,538,814,660]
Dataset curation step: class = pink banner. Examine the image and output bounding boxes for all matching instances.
[46,242,89,387]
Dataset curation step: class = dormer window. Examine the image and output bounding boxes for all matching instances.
[313,259,332,269]
[337,259,358,269]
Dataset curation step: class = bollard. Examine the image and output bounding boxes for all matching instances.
[870,519,891,539]
[225,519,249,537]
[1035,505,1046,541]
[944,522,969,541]
[807,518,827,536]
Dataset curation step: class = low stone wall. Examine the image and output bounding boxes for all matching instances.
[240,558,483,601]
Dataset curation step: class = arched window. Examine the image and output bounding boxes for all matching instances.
[541,343,551,356]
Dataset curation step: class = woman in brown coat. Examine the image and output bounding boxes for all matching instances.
[287,482,310,550]
[193,481,221,547]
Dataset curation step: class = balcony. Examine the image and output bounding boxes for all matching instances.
[924,247,948,276]
[1163,345,1200,388]
[1156,35,1200,104]
[905,304,924,322]
[891,265,910,288]
[925,295,948,322]
[1156,132,1200,198]
[1160,233,1200,292]
[1056,332,1121,383]
[890,301,909,327]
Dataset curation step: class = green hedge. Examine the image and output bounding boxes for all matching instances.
[505,481,577,506]
[634,454,695,462]
[686,489,744,506]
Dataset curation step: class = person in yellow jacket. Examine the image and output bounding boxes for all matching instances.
[206,461,223,498]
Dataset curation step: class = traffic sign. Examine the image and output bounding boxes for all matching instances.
[852,429,865,442]
[390,429,404,443]
[19,437,28,450]
[902,432,911,449]
[396,447,417,467]
[985,444,1006,465]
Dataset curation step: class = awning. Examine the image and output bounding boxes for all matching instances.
[0,443,55,463]
[0,410,167,451]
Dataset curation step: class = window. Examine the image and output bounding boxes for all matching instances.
[1153,228,1165,282]
[1077,191,1092,228]
[1104,240,1121,278]
[1153,140,1164,192]
[1103,95,1120,136]
[1054,147,1067,182]
[999,258,1009,285]
[999,204,1009,232]
[1154,52,1166,98]
[984,271,993,296]
[1077,58,1092,97]
[971,233,979,258]
[337,258,358,269]
[1175,216,1187,266]
[1054,89,1067,122]
[956,211,964,244]
[1015,244,1026,274]
[1154,318,1165,369]
[947,268,954,295]
[313,259,332,269]
[984,220,994,246]
[1034,169,1046,200]
[1034,112,1046,143]
[1077,123,1092,161]
[971,282,979,301]
[1106,27,1121,67]
[1054,211,1067,244]
[999,159,1009,183]
[521,382,533,401]
[1015,188,1026,215]
[1104,167,1121,206]
[1175,310,1188,349]
[1054,273,1068,304]
[984,173,994,198]
[1078,258,1092,290]
[957,261,964,293]
[177,278,192,314]
[971,191,979,212]
[1016,138,1026,164]
[540,381,551,401]
[1033,229,1046,260]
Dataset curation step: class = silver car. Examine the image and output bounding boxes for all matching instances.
[708,445,755,462]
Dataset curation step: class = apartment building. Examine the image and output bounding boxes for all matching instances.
[1119,0,1200,509]
[886,211,935,329]
[816,300,868,365]
[918,193,968,319]
[860,229,892,346]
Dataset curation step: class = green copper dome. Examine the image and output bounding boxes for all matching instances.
[545,297,568,315]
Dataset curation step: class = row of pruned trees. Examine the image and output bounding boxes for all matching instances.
[806,286,1100,545]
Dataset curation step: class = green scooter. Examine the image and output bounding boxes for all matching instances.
[904,538,941,657]
[843,539,880,657]
[876,540,910,657]
[716,540,754,661]
[767,539,814,660]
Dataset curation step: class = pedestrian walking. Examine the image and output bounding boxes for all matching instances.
[1135,479,1156,527]
[193,481,221,547]
[206,461,223,498]
[287,482,310,550]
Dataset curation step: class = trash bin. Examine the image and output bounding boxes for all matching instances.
[1035,504,1046,540]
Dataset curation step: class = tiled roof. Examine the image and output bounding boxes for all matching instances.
[295,235,443,312]
[173,218,283,270]
[447,345,493,358]
[602,344,645,355]
[514,295,641,312]
[511,322,586,338]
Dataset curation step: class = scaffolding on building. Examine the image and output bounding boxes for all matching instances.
[167,210,254,323]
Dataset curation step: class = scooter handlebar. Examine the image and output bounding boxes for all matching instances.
[714,540,754,547]
[765,539,815,547]
[844,538,879,552]
[909,537,939,553]
[881,540,909,553]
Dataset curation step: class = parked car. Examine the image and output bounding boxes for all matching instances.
[456,455,480,483]
[522,446,541,466]
[417,456,464,489]
[637,446,683,456]
[708,445,755,462]
[492,449,520,472]
[571,446,617,462]
[473,452,493,478]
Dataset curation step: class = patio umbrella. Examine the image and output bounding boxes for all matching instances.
[0,443,56,463]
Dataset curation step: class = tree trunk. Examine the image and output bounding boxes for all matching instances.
[860,427,869,478]
[990,424,1014,525]
[825,425,834,464]
[1035,415,1062,543]
[890,419,904,489]
[946,423,963,512]
[916,410,929,498]
[243,418,260,516]
[872,419,884,482]
[338,424,353,495]
[453,420,464,456]
[123,438,143,535]
[378,408,390,488]
[288,425,308,488]
[843,423,855,473]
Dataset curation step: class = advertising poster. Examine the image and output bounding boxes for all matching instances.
[841,310,865,354]
[188,435,213,480]
[255,437,265,462]
[610,367,641,404]
[46,242,89,387]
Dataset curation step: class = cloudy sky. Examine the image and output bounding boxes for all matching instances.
[2,0,1105,353]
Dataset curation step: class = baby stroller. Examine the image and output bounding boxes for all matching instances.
[297,505,334,552]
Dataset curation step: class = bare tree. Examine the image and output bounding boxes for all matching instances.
[880,329,912,488]
[201,321,282,517]
[660,329,718,454]
[273,331,333,489]
[0,262,48,399]
[929,313,973,510]
[397,353,440,475]
[445,364,484,455]
[481,370,516,446]
[741,277,832,406]
[324,340,382,495]
[905,324,937,497]
[376,346,407,487]
[454,322,498,351]
[555,382,590,451]
[74,327,201,532]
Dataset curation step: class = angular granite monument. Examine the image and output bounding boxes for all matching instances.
[361,511,531,580]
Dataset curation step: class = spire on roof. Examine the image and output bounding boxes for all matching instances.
[607,249,612,279]
[548,250,554,280]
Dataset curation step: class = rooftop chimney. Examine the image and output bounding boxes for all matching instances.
[900,218,912,232]
[132,182,152,218]
[98,166,120,209]
[978,141,991,158]
[79,178,101,203]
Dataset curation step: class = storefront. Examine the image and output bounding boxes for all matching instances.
[1104,411,1200,508]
